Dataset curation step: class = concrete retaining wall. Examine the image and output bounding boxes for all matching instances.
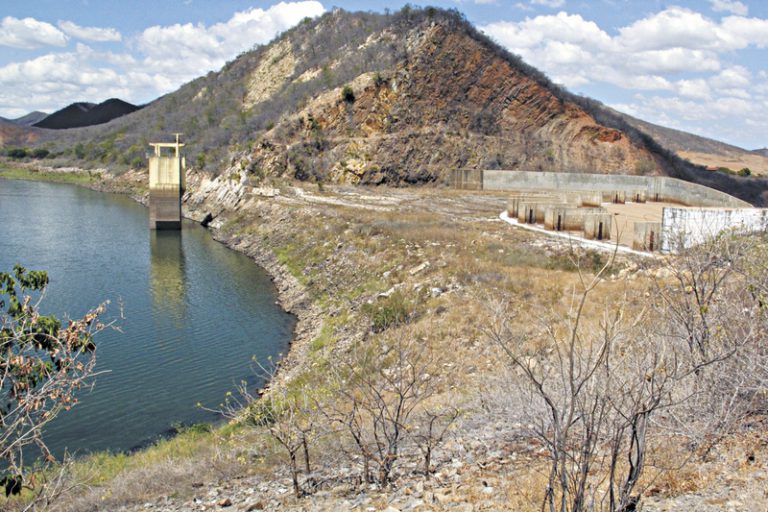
[480,170,750,208]
[661,208,768,252]
[451,169,483,190]
[544,207,604,231]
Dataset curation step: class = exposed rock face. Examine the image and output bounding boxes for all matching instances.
[239,14,660,185]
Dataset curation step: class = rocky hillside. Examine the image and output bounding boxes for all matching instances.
[0,118,38,147]
[24,7,768,204]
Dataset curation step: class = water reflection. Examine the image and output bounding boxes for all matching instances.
[150,231,186,324]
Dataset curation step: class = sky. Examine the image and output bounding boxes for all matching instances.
[0,0,766,149]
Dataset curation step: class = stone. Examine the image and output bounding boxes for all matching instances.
[218,498,233,507]
[409,262,430,276]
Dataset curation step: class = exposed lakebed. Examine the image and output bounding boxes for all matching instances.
[0,178,296,456]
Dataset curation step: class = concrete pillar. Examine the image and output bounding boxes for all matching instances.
[544,207,568,231]
[507,198,520,218]
[633,222,662,251]
[583,214,613,241]
[519,203,539,224]
[579,193,603,207]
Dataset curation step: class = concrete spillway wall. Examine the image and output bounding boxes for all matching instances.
[661,207,768,252]
[453,170,751,208]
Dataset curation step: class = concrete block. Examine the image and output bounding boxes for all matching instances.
[633,222,662,251]
[583,213,613,241]
[544,207,605,231]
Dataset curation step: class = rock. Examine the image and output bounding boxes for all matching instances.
[409,261,430,276]
[218,497,233,507]
[404,498,425,509]
[201,212,214,227]
[430,287,443,297]
[383,507,401,512]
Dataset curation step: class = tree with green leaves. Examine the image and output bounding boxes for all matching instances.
[1,265,107,498]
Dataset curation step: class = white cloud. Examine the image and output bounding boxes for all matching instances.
[483,12,611,52]
[0,16,67,49]
[711,0,748,16]
[676,79,712,100]
[0,1,325,116]
[58,21,122,42]
[531,0,566,7]
[617,8,718,52]
[136,1,324,81]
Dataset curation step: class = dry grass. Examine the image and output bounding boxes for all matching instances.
[15,181,699,511]
[679,150,768,176]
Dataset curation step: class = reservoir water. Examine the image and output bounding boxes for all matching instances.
[0,178,296,456]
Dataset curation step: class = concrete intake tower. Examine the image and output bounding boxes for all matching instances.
[148,135,185,230]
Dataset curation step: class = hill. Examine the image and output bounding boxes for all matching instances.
[28,7,768,204]
[33,98,141,129]
[0,118,38,147]
[614,110,768,176]
[12,111,48,126]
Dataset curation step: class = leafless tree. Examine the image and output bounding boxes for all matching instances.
[412,406,459,478]
[321,329,444,486]
[484,243,753,512]
[649,232,767,454]
[215,359,318,498]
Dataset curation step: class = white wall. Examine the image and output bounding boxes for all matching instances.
[661,207,768,252]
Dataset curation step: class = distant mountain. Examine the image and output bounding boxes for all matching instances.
[12,111,48,126]
[613,109,768,176]
[34,99,142,129]
[612,110,746,155]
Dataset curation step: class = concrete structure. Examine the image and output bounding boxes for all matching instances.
[633,222,662,252]
[583,213,613,241]
[452,169,751,208]
[460,169,765,254]
[661,207,768,252]
[149,134,186,230]
[544,207,604,232]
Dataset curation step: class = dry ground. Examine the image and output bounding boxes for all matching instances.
[679,150,768,176]
[6,176,767,512]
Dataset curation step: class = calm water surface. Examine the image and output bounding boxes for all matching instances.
[0,178,295,456]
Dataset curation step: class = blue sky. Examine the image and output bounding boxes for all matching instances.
[0,0,766,149]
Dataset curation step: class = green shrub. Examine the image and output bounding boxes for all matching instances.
[341,85,355,103]
[362,290,412,332]
[738,167,752,177]
[6,148,27,159]
[31,148,49,159]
